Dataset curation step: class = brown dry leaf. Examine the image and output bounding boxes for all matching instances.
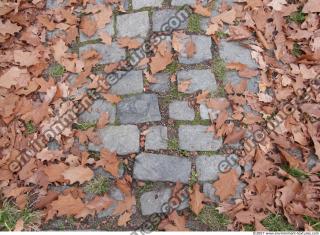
[118,211,132,226]
[178,80,191,93]
[206,98,230,110]
[193,4,211,17]
[14,219,24,231]
[196,90,210,104]
[117,37,142,49]
[62,166,94,184]
[95,148,120,177]
[159,211,189,231]
[258,93,273,103]
[99,32,112,45]
[87,195,113,212]
[227,62,247,71]
[102,93,122,104]
[36,148,63,162]
[94,6,113,29]
[14,50,39,67]
[185,40,196,58]
[224,128,246,144]
[43,163,68,183]
[144,71,158,83]
[213,169,239,201]
[50,194,85,217]
[303,0,320,13]
[0,20,22,35]
[150,42,173,74]
[97,112,109,128]
[80,15,97,37]
[238,68,259,78]
[190,183,205,215]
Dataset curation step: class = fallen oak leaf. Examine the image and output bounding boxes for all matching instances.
[117,37,142,49]
[95,148,119,177]
[102,93,122,104]
[117,211,132,226]
[99,32,112,45]
[0,20,22,36]
[178,80,191,93]
[62,165,94,184]
[49,194,85,217]
[190,183,205,215]
[213,169,239,201]
[185,39,196,58]
[97,112,109,128]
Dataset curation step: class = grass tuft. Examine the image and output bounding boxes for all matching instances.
[304,216,320,230]
[0,201,40,231]
[215,31,228,39]
[212,57,226,81]
[292,42,302,57]
[262,214,294,231]
[73,122,96,131]
[189,170,198,187]
[165,61,181,75]
[84,176,110,195]
[282,165,309,181]
[25,121,37,135]
[188,14,202,33]
[49,63,65,78]
[198,206,230,230]
[288,11,306,24]
[168,138,179,150]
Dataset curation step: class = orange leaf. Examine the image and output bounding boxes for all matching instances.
[213,169,239,201]
[190,183,205,215]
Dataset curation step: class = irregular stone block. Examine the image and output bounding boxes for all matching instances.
[116,12,150,38]
[152,9,188,32]
[169,101,195,120]
[110,70,144,95]
[132,0,163,9]
[79,99,116,124]
[145,126,168,150]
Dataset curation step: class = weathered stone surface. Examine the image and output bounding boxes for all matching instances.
[117,94,161,124]
[200,18,209,31]
[178,35,212,64]
[171,0,196,6]
[150,73,170,93]
[145,126,168,150]
[177,70,217,94]
[140,188,171,215]
[46,0,68,9]
[199,104,220,120]
[116,12,150,38]
[219,40,258,68]
[179,125,222,151]
[80,18,114,42]
[225,71,259,93]
[132,0,163,9]
[152,9,188,32]
[133,153,192,183]
[195,155,241,182]
[203,183,219,203]
[89,125,140,155]
[169,101,195,120]
[79,43,125,64]
[79,99,116,124]
[110,70,143,95]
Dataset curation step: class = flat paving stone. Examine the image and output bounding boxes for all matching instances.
[80,17,114,42]
[199,103,220,120]
[116,11,150,38]
[140,188,171,215]
[169,101,195,120]
[171,0,197,6]
[79,43,125,64]
[225,71,259,93]
[177,69,217,94]
[46,0,68,9]
[117,94,161,124]
[79,99,116,124]
[152,9,188,32]
[89,125,140,155]
[133,153,192,183]
[110,70,144,95]
[145,126,168,150]
[195,155,241,182]
[179,125,222,151]
[150,73,170,93]
[219,40,258,69]
[178,35,212,64]
[132,0,163,9]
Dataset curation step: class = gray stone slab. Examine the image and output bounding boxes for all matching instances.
[225,71,259,93]
[117,94,161,124]
[79,99,116,124]
[132,0,163,9]
[178,35,212,64]
[177,69,217,94]
[200,17,209,31]
[171,0,196,6]
[199,104,220,120]
[169,101,195,121]
[140,188,172,215]
[110,70,144,95]
[196,155,241,182]
[179,125,222,151]
[116,11,150,38]
[133,153,192,183]
[79,43,125,64]
[46,0,68,9]
[152,9,188,32]
[150,73,170,93]
[203,183,219,203]
[219,40,258,69]
[80,17,114,42]
[145,126,168,150]
[89,125,140,155]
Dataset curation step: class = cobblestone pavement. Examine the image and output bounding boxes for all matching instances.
[47,0,257,222]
